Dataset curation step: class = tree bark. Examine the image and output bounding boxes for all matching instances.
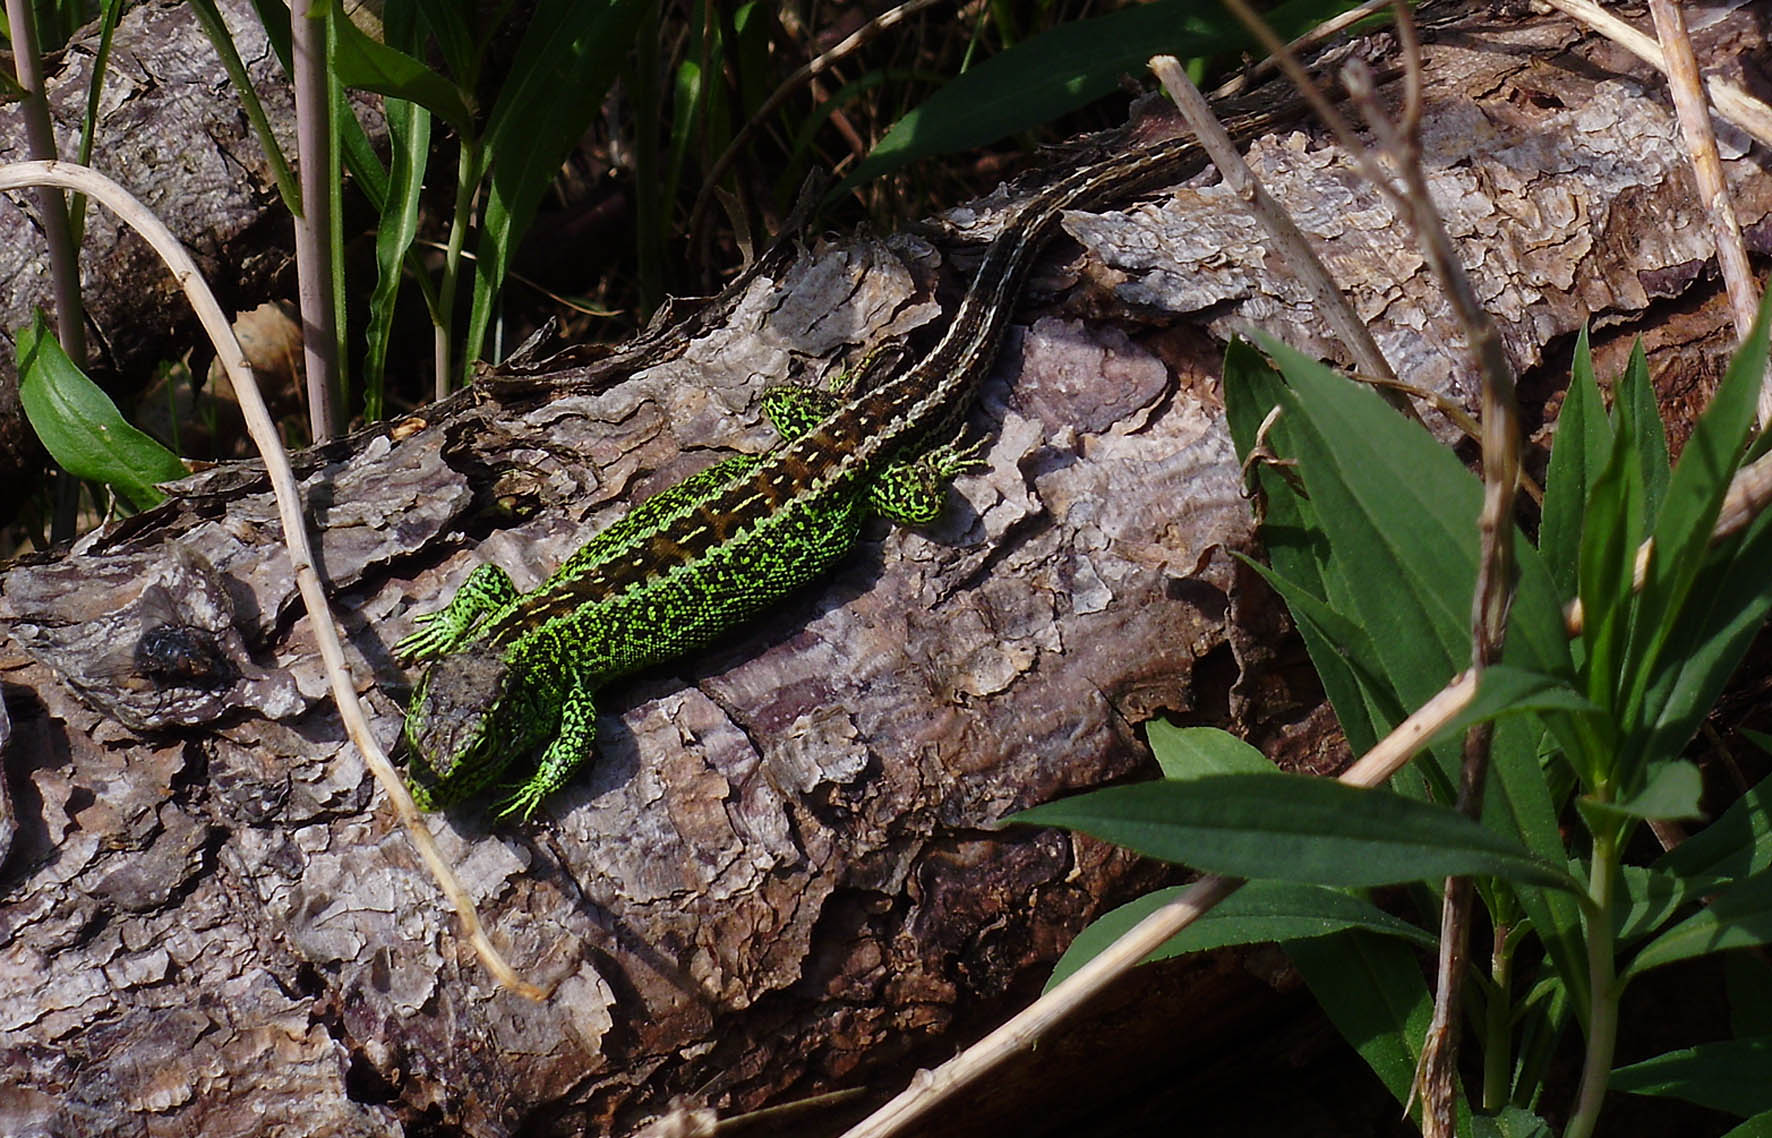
[2,6,1770,1136]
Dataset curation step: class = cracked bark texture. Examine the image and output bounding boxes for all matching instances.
[3,6,1771,1136]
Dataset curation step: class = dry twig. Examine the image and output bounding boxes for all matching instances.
[0,159,550,1002]
[1644,0,1769,424]
[1149,55,1399,392]
[1540,0,1772,148]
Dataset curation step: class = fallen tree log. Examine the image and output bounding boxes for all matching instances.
[2,6,1770,1135]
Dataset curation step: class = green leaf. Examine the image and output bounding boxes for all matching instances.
[1540,325,1612,598]
[1622,293,1771,753]
[1579,760,1704,826]
[1223,335,1591,1013]
[845,0,1360,189]
[1721,1111,1772,1138]
[1613,864,1697,943]
[1488,718,1594,1019]
[1657,772,1772,885]
[417,1,478,84]
[1249,334,1574,716]
[322,0,473,134]
[1616,341,1671,527]
[1012,774,1580,891]
[362,95,432,420]
[1610,1036,1772,1116]
[1146,723,1274,780]
[1628,869,1772,978]
[245,0,292,70]
[1472,1106,1555,1138]
[1633,506,1772,792]
[1223,341,1405,758]
[1234,545,1400,758]
[1046,879,1434,991]
[1575,377,1644,727]
[466,0,647,371]
[1287,931,1434,1110]
[17,312,186,512]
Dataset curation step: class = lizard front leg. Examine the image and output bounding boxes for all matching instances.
[396,563,520,662]
[498,674,600,820]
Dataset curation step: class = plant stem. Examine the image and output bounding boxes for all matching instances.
[1483,921,1513,1112]
[1563,831,1622,1138]
[291,0,340,440]
[435,139,482,399]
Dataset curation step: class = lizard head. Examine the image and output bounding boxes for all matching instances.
[403,651,519,810]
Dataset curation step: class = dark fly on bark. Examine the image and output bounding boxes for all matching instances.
[3,546,301,731]
[130,584,238,692]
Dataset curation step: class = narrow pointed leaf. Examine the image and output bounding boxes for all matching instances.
[1540,325,1612,597]
[1633,507,1772,789]
[1579,760,1703,826]
[362,96,431,419]
[1611,1036,1772,1116]
[845,0,1360,189]
[322,0,472,133]
[1623,293,1771,745]
[1721,1112,1772,1138]
[1613,864,1697,943]
[1146,723,1274,780]
[1628,869,1772,978]
[1046,879,1434,990]
[1657,772,1772,885]
[1616,341,1670,526]
[1012,774,1579,891]
[1287,931,1434,1109]
[467,0,646,369]
[1472,1106,1555,1138]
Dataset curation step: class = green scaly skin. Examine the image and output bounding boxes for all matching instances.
[397,378,982,818]
[399,133,1209,818]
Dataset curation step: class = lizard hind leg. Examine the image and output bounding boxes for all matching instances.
[761,343,908,442]
[869,435,992,526]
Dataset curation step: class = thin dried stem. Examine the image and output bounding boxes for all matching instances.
[1540,0,1772,148]
[1218,0,1410,222]
[1645,0,1769,424]
[839,668,1482,1138]
[1149,55,1400,392]
[0,159,549,1002]
[290,0,340,440]
[1209,0,1395,101]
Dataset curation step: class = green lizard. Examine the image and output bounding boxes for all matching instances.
[398,132,1218,817]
